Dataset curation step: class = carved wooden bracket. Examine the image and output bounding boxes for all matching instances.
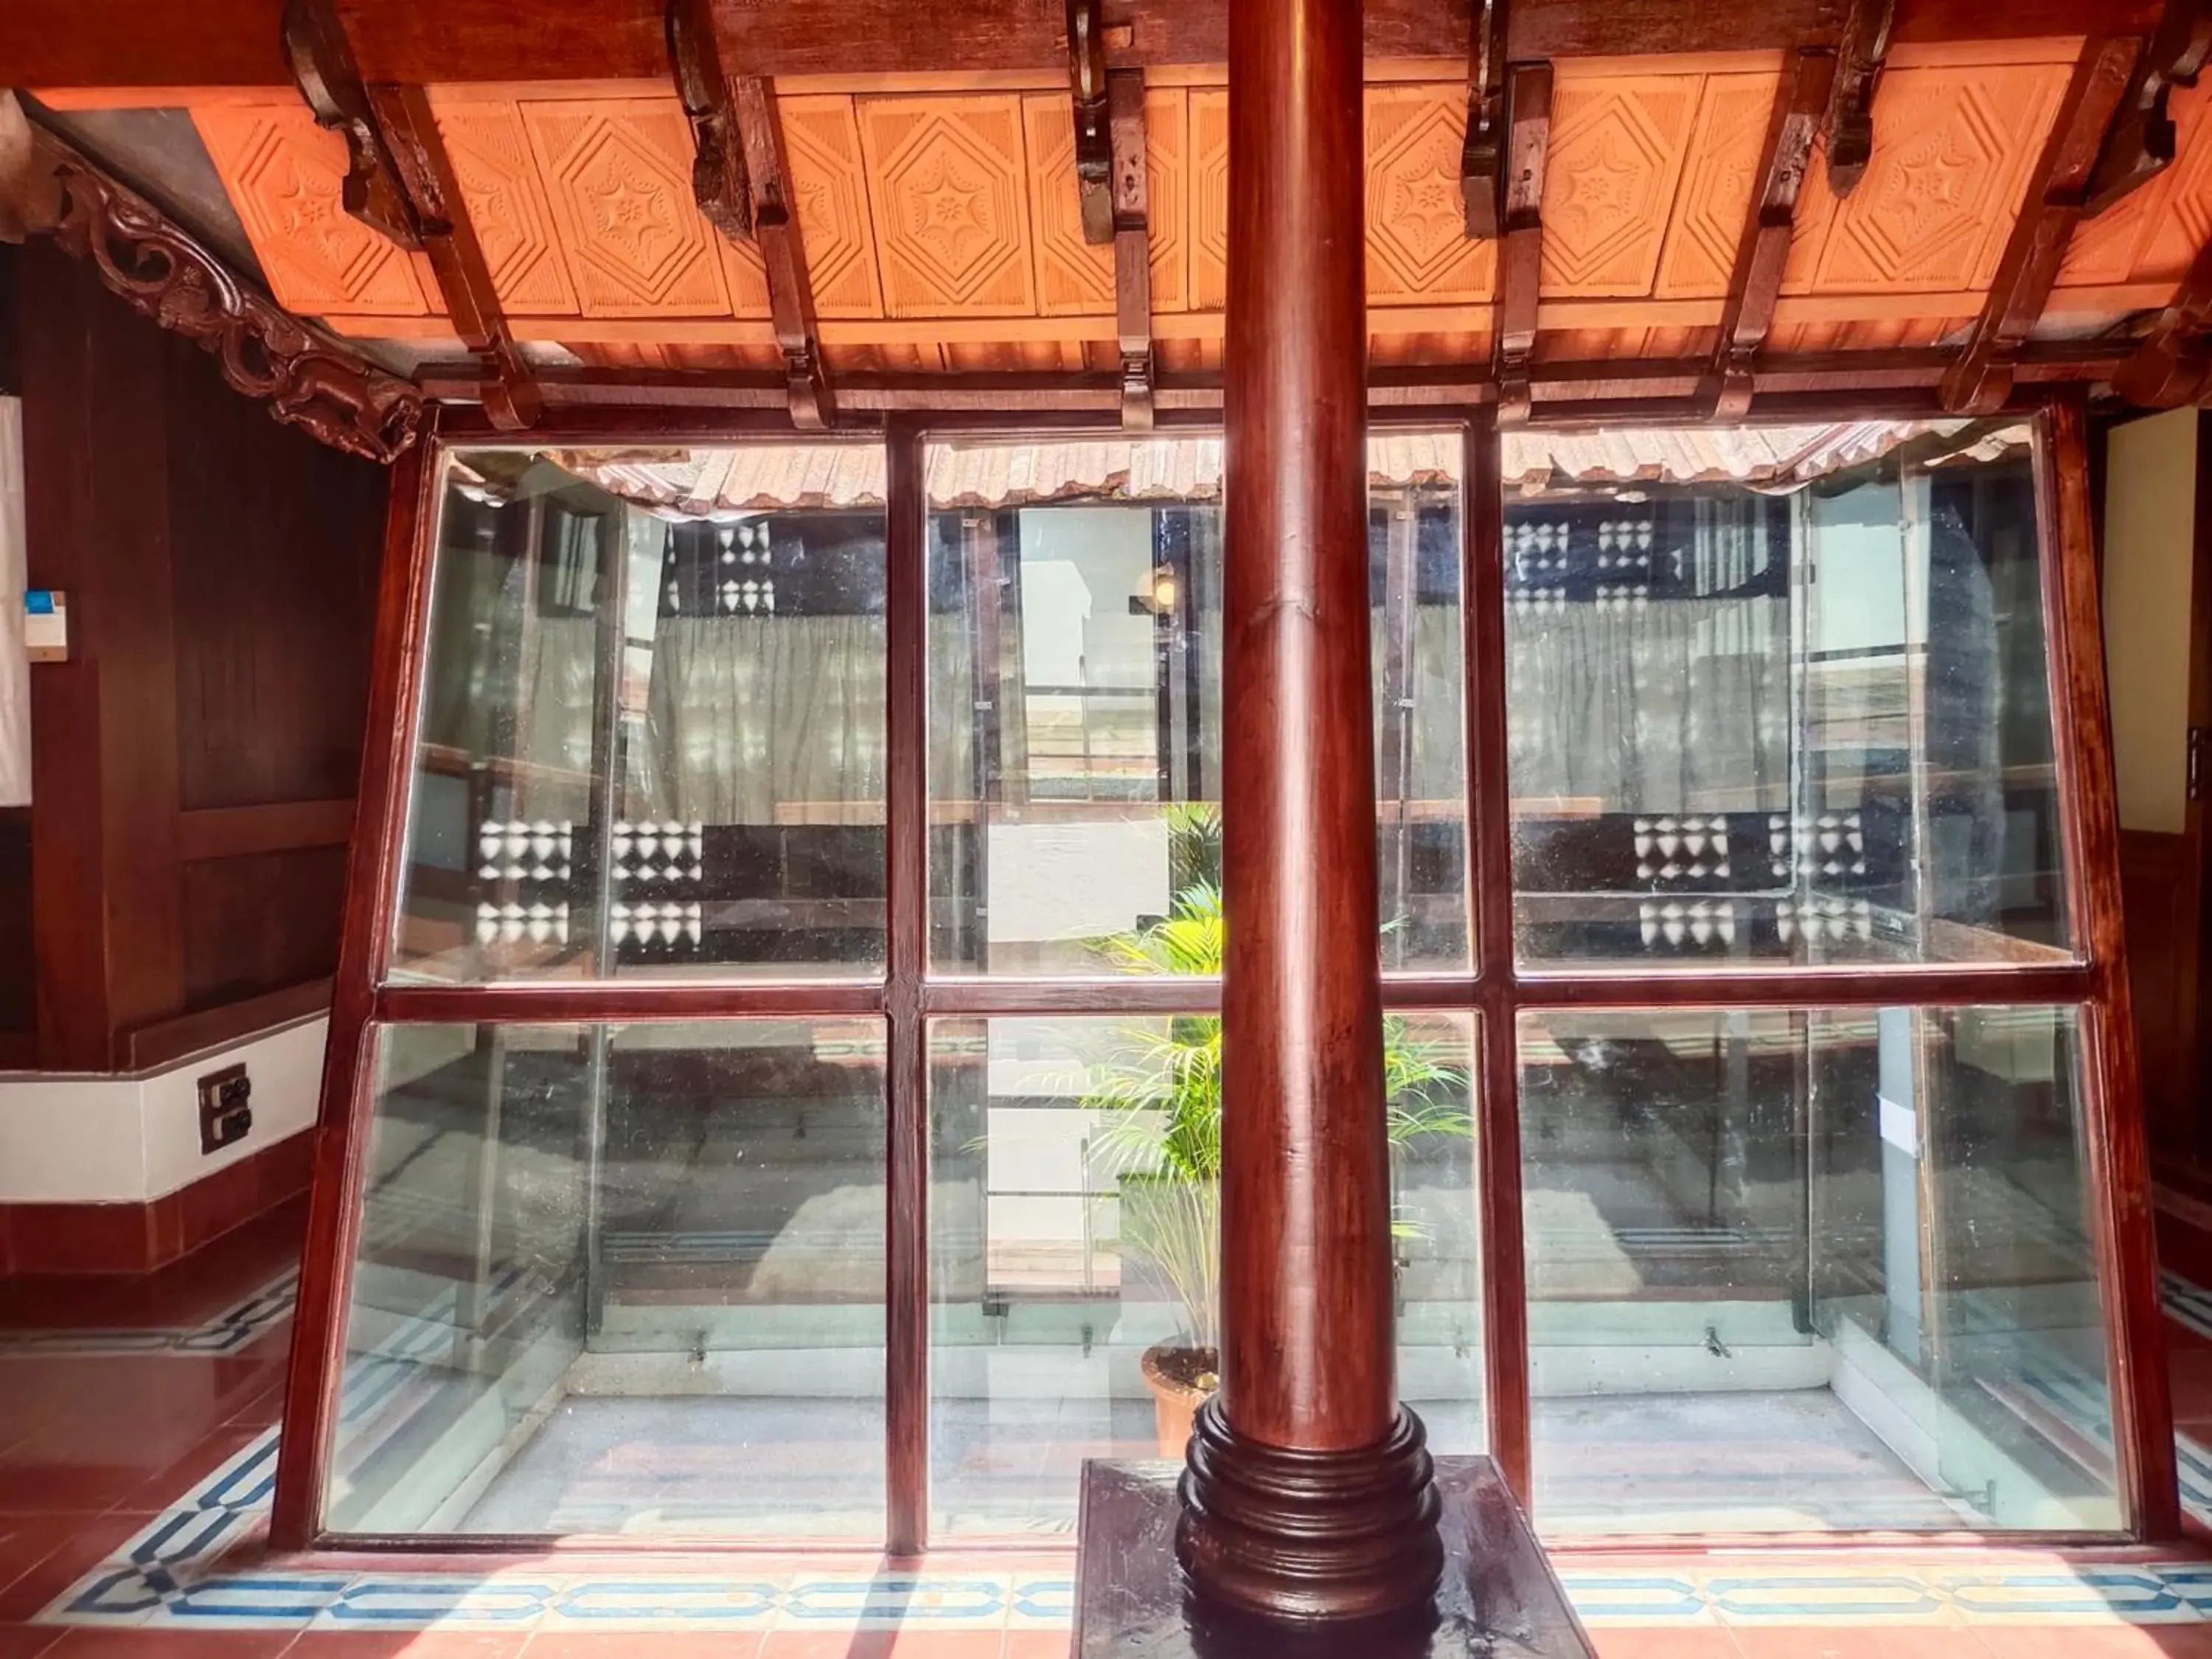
[1944,36,2141,415]
[0,97,422,464]
[2112,230,2212,406]
[1709,47,1836,419]
[1068,0,1114,245]
[281,0,420,248]
[2086,0,2212,215]
[1108,67,1154,428]
[1460,0,1509,240]
[668,0,753,242]
[1493,60,1550,425]
[733,75,835,428]
[1824,0,1896,197]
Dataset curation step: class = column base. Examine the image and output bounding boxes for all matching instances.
[1173,1396,1445,1625]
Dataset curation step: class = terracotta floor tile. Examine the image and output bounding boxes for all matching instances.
[0,1626,61,1659]
[1728,1629,1983,1659]
[999,1634,1068,1659]
[282,1635,532,1658]
[1956,1628,2212,1659]
[0,1511,159,1624]
[1593,1631,1746,1658]
[45,1630,296,1656]
[524,1636,765,1658]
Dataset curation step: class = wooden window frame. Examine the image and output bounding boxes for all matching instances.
[270,394,2178,1554]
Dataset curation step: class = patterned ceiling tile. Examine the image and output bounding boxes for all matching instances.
[2063,80,2212,286]
[519,97,740,318]
[1540,71,1701,297]
[779,94,883,320]
[1366,84,1496,305]
[1021,91,1113,316]
[424,91,576,316]
[1653,71,1781,299]
[858,94,1036,318]
[1190,88,1229,313]
[192,102,431,318]
[1144,88,1189,316]
[1784,62,2071,296]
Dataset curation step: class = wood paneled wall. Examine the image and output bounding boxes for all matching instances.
[7,238,386,1074]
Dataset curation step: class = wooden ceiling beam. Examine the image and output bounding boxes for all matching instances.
[1068,0,1115,245]
[1823,0,1899,195]
[16,0,2173,93]
[284,0,539,428]
[667,0,751,242]
[1941,35,2142,413]
[732,75,834,429]
[1492,60,1551,427]
[1707,46,1837,419]
[1460,0,1508,239]
[2112,229,2212,403]
[2086,0,2212,214]
[1108,68,1155,428]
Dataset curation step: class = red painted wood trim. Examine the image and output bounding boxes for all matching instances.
[2038,396,2183,1542]
[176,799,356,863]
[271,429,437,1551]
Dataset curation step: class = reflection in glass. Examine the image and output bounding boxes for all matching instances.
[1505,422,2069,966]
[928,1012,1480,1536]
[393,445,888,981]
[324,1020,886,1538]
[1519,1004,2116,1535]
[927,434,1468,974]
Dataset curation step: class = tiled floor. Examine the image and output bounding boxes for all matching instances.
[1,1197,2209,1658]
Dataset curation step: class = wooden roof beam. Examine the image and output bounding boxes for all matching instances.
[1461,0,1508,239]
[667,0,751,242]
[1825,0,1898,195]
[1707,46,1837,419]
[1942,35,2141,413]
[282,0,539,428]
[733,76,834,429]
[1068,0,1115,245]
[1109,69,1155,428]
[2086,0,2212,214]
[1493,60,1551,426]
[2112,228,2212,403]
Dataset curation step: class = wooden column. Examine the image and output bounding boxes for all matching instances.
[1174,0,1442,1626]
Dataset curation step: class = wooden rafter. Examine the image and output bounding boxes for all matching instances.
[1068,0,1114,246]
[732,75,835,430]
[2112,229,2212,404]
[1824,0,1898,196]
[1708,46,1837,420]
[283,0,539,428]
[667,0,751,243]
[0,93,421,462]
[1109,67,1155,428]
[2087,0,2212,214]
[1943,35,2142,414]
[1460,0,1509,240]
[1492,60,1551,425]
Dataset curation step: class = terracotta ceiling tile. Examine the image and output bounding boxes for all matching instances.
[1020,91,1115,316]
[779,94,885,320]
[423,91,577,317]
[1366,83,1497,305]
[1189,87,1229,313]
[1145,88,1190,315]
[857,94,1037,318]
[1540,69,1702,297]
[192,100,432,319]
[1652,69,1782,300]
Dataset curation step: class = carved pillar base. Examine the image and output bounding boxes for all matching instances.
[1175,1397,1445,1626]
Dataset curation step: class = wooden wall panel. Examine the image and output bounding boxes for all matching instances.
[0,809,29,1036]
[1540,68,1701,297]
[858,94,1036,317]
[1366,84,1496,305]
[181,845,348,1009]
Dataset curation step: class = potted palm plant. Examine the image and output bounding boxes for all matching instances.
[1084,806,1468,1458]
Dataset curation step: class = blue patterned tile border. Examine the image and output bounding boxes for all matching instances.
[0,1273,298,1358]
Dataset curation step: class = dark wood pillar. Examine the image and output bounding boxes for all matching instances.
[1174,0,1443,1626]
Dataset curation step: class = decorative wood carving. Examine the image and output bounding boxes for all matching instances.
[1540,69,1699,296]
[1461,0,1509,239]
[1495,61,1552,425]
[780,94,884,319]
[1706,50,1836,417]
[666,0,751,243]
[1943,36,2140,414]
[2085,0,2212,215]
[858,94,1036,318]
[733,75,835,428]
[1109,68,1154,428]
[1654,69,1785,301]
[1368,85,1497,305]
[279,0,418,249]
[1067,0,1113,246]
[1824,0,1898,196]
[0,102,421,463]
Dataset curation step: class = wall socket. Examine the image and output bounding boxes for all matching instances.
[198,1063,252,1155]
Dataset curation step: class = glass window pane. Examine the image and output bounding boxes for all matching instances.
[928,1009,1479,1537]
[1518,1004,2117,1536]
[1506,421,2070,967]
[926,434,1467,975]
[392,444,888,983]
[325,1019,886,1539]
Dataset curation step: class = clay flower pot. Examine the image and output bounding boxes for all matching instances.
[1139,1340,1219,1459]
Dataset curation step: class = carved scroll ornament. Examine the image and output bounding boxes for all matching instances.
[1,104,422,465]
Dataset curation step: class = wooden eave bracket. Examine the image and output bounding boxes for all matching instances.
[285,0,539,428]
[1709,46,1836,420]
[2085,0,2212,216]
[1460,0,1508,239]
[1944,36,2141,414]
[2113,230,2212,405]
[1068,0,1114,246]
[0,91,422,462]
[1492,60,1550,425]
[1824,0,1896,197]
[733,75,835,430]
[668,0,752,242]
[1108,67,1154,429]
